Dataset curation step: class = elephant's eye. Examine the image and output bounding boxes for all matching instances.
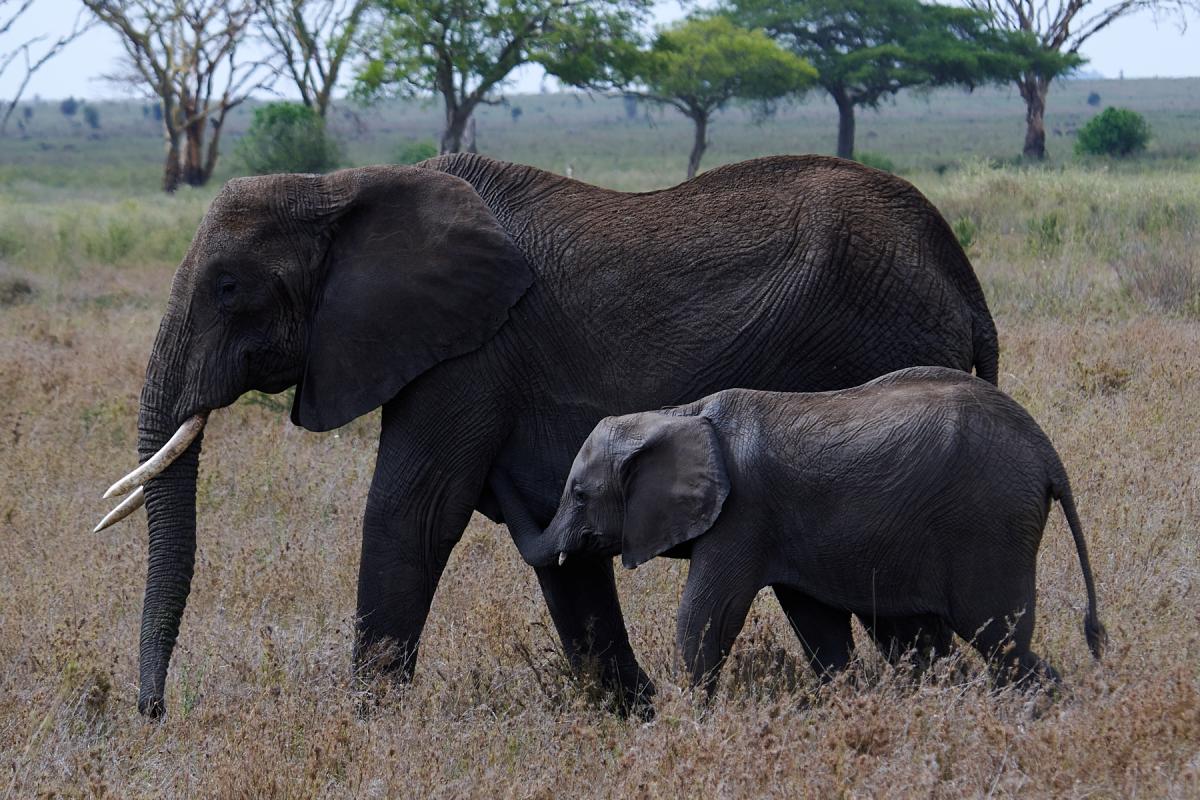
[216,274,238,309]
[572,485,588,504]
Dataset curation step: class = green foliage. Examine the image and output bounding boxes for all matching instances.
[951,215,978,252]
[632,16,815,117]
[394,139,438,164]
[1026,211,1062,256]
[354,0,649,150]
[728,0,1075,108]
[854,151,896,173]
[1075,107,1151,158]
[726,0,1080,157]
[235,102,341,175]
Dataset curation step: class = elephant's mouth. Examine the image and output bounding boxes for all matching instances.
[93,412,208,531]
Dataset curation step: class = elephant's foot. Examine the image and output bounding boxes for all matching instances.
[352,629,419,684]
[568,648,657,719]
[609,660,656,720]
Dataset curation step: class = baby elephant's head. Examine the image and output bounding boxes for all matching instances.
[547,411,730,569]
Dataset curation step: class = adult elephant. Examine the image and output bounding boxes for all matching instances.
[96,153,998,717]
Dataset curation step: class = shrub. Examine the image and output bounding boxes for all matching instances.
[1026,211,1063,256]
[393,139,438,165]
[951,215,978,252]
[83,105,101,130]
[1086,91,1101,107]
[235,102,341,175]
[854,151,896,173]
[1075,107,1151,157]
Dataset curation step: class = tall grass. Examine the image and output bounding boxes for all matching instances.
[0,188,208,289]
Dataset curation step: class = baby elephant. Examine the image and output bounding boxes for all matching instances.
[506,366,1105,695]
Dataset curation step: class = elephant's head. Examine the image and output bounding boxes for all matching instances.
[96,166,532,716]
[546,412,730,570]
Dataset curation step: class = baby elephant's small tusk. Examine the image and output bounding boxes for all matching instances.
[558,552,568,567]
[94,486,146,532]
[102,412,208,499]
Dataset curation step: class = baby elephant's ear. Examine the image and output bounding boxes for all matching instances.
[619,414,730,569]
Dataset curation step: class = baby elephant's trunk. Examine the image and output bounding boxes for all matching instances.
[1054,481,1107,659]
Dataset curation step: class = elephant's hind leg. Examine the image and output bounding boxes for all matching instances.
[952,578,1060,689]
[772,586,853,680]
[861,614,955,672]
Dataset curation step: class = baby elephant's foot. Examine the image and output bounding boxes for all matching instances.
[995,651,1062,692]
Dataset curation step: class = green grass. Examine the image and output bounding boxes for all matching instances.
[3,77,1198,192]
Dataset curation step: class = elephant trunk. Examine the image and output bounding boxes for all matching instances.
[133,317,204,717]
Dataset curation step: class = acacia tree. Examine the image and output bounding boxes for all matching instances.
[83,0,268,192]
[354,0,650,154]
[1,0,91,134]
[257,0,369,118]
[967,0,1199,159]
[729,0,1077,160]
[628,16,815,179]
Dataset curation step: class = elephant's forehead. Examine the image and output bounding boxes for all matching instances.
[206,182,274,229]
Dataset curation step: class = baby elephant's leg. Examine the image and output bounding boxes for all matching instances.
[862,614,955,671]
[676,566,759,699]
[772,586,853,680]
[952,574,1061,688]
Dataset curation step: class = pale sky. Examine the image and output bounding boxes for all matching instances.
[2,0,1198,102]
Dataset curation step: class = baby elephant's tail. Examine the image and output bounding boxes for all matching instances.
[1054,480,1107,659]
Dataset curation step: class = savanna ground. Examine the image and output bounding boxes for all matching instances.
[1,80,1199,797]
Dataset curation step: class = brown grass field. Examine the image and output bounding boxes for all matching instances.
[2,153,1199,795]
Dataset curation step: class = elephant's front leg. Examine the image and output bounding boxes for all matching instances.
[535,559,656,716]
[355,496,475,676]
[353,397,496,679]
[676,560,760,698]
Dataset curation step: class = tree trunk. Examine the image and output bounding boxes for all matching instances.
[203,117,225,183]
[465,116,478,154]
[162,131,182,194]
[834,90,856,160]
[182,118,207,187]
[686,113,708,180]
[1019,73,1051,160]
[441,107,470,154]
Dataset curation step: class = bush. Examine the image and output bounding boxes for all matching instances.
[854,151,896,173]
[393,139,438,165]
[1075,107,1151,157]
[235,102,341,175]
[951,215,978,252]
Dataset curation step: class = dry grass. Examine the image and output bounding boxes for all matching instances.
[3,178,1200,796]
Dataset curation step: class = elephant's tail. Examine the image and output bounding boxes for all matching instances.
[1053,480,1106,660]
[972,313,1000,386]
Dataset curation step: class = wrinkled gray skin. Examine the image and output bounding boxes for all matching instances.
[126,153,999,717]
[512,367,1105,695]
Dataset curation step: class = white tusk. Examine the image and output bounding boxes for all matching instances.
[94,486,145,532]
[558,552,567,567]
[102,412,208,499]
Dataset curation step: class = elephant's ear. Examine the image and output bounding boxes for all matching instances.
[291,166,533,432]
[618,414,730,569]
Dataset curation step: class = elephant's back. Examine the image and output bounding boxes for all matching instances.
[787,368,1058,477]
[443,153,989,400]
